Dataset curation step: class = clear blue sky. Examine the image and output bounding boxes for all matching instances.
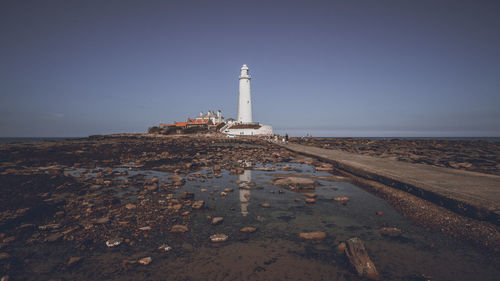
[1,0,499,137]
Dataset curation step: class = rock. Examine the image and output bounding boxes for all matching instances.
[315,166,332,171]
[345,237,379,280]
[272,177,319,189]
[173,204,183,210]
[192,200,205,209]
[256,216,265,222]
[210,234,228,242]
[139,226,151,231]
[220,192,227,197]
[240,227,257,233]
[158,244,172,252]
[170,225,188,233]
[93,217,110,224]
[200,188,208,192]
[376,211,383,216]
[45,233,63,242]
[67,256,83,267]
[294,198,302,202]
[0,252,10,260]
[180,192,194,199]
[337,242,347,253]
[379,227,403,237]
[106,237,123,247]
[305,198,316,204]
[38,223,61,231]
[333,196,349,203]
[253,167,276,171]
[2,236,15,243]
[138,257,152,265]
[125,203,136,210]
[261,203,271,208]
[211,217,224,225]
[304,193,317,198]
[223,188,234,192]
[299,231,327,240]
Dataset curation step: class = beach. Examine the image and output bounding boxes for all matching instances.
[0,134,499,280]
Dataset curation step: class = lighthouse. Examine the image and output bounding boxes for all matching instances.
[222,64,273,136]
[238,64,252,123]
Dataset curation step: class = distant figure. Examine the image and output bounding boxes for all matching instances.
[285,133,288,142]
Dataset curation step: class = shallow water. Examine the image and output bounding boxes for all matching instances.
[14,163,500,280]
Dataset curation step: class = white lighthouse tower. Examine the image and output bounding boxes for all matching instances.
[238,64,252,123]
[221,64,274,136]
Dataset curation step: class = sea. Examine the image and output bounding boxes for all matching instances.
[0,137,82,143]
[0,136,499,143]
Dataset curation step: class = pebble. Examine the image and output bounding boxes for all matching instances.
[138,257,152,265]
[170,225,188,233]
[93,217,110,224]
[45,233,63,242]
[299,231,327,240]
[125,203,136,210]
[158,244,172,252]
[337,242,347,253]
[0,253,10,260]
[305,198,316,204]
[333,197,349,203]
[139,226,151,231]
[379,227,403,237]
[38,223,61,231]
[180,192,194,199]
[261,203,271,208]
[210,234,228,242]
[192,200,205,209]
[106,237,123,247]
[240,227,257,233]
[211,217,224,225]
[67,256,83,266]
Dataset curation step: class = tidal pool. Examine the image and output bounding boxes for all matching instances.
[14,162,500,280]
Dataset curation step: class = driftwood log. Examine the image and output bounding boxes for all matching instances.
[344,237,380,280]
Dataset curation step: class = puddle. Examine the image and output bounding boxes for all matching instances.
[10,163,500,280]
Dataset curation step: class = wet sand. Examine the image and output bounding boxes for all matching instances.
[0,134,499,280]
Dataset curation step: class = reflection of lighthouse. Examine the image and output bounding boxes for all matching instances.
[239,170,252,216]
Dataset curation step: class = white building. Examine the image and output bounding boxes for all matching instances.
[222,64,274,136]
[196,110,224,124]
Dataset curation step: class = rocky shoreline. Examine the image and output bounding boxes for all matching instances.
[291,137,500,176]
[0,134,499,280]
